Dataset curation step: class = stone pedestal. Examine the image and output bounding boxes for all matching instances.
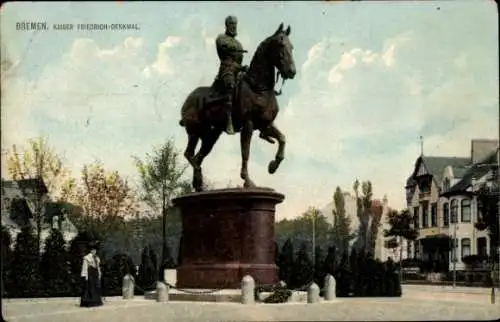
[173,187,284,289]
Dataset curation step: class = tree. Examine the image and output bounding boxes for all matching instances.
[475,163,499,288]
[159,241,175,281]
[133,139,190,279]
[291,242,314,289]
[274,207,331,260]
[40,229,71,296]
[1,226,12,298]
[313,245,326,289]
[277,238,294,286]
[384,209,419,280]
[5,137,71,252]
[9,227,42,297]
[352,180,374,253]
[368,200,384,255]
[331,187,355,255]
[137,245,157,292]
[360,181,373,253]
[102,253,136,296]
[73,162,137,241]
[322,245,338,277]
[274,241,280,266]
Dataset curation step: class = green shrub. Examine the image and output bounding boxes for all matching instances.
[40,229,72,296]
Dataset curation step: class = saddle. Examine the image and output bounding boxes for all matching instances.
[205,71,245,106]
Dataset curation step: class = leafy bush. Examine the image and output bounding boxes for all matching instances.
[7,227,43,298]
[290,242,313,289]
[1,226,13,298]
[277,238,294,286]
[102,253,136,296]
[40,229,72,296]
[137,245,158,292]
[334,251,401,297]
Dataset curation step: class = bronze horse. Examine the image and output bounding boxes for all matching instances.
[179,23,296,191]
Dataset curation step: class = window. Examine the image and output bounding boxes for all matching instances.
[431,203,437,227]
[461,199,471,223]
[461,238,471,258]
[443,203,450,227]
[422,202,429,228]
[413,207,419,228]
[477,237,487,257]
[450,199,458,223]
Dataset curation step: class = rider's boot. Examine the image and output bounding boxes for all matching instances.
[224,96,235,135]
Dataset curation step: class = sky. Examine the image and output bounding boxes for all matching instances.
[1,1,498,220]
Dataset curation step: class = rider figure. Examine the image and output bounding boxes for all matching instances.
[215,15,247,135]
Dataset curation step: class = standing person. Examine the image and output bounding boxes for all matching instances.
[80,241,103,308]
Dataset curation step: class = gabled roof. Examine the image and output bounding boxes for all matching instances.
[409,156,470,186]
[2,177,48,195]
[442,148,499,197]
[452,166,469,179]
[4,198,33,229]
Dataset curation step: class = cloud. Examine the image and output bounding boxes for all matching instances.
[327,38,404,85]
[381,44,396,67]
[1,19,497,221]
[273,31,497,215]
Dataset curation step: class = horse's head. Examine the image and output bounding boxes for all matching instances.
[267,23,296,80]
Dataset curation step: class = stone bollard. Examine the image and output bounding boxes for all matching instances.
[122,274,135,300]
[324,274,336,301]
[156,281,169,302]
[241,275,255,304]
[307,282,320,303]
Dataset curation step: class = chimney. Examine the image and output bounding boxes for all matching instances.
[471,139,499,164]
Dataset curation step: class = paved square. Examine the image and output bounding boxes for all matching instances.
[3,287,500,321]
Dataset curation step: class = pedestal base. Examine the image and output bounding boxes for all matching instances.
[173,187,284,289]
[177,263,279,289]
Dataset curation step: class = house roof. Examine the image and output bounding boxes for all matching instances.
[408,156,470,187]
[4,198,33,229]
[442,148,499,197]
[452,166,469,179]
[2,177,48,194]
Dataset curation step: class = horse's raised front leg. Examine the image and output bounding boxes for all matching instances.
[240,120,256,188]
[261,123,286,174]
[192,128,222,192]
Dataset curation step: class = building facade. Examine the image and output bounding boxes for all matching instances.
[321,191,393,260]
[321,191,359,236]
[404,139,498,272]
[1,177,78,251]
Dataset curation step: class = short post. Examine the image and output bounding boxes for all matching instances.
[122,274,135,300]
[307,282,320,303]
[324,274,336,301]
[241,275,255,304]
[156,281,169,302]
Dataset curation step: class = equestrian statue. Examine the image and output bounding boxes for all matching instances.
[179,16,296,192]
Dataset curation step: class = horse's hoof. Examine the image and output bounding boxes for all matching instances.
[268,160,279,174]
[243,180,256,188]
